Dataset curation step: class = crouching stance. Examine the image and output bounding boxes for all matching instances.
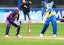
[5,8,22,38]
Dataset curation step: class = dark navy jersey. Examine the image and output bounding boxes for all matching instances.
[21,1,30,14]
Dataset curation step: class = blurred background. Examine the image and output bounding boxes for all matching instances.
[0,0,64,8]
[0,0,64,22]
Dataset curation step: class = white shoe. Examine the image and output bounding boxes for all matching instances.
[16,35,22,38]
[5,35,8,38]
[40,34,43,38]
[53,34,56,38]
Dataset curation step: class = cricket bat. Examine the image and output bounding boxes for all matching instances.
[42,12,49,24]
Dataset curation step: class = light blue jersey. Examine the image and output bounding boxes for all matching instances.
[46,1,54,17]
[41,1,57,36]
[42,1,54,18]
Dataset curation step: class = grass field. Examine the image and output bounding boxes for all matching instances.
[0,23,64,45]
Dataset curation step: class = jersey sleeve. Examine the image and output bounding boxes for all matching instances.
[49,1,54,8]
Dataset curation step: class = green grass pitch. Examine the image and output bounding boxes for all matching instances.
[0,23,64,45]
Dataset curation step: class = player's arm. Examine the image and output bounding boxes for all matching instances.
[14,14,21,26]
[24,5,27,8]
[49,1,54,8]
[4,11,12,23]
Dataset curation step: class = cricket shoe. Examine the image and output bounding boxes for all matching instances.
[40,34,43,38]
[53,34,56,38]
[16,35,22,38]
[5,35,8,38]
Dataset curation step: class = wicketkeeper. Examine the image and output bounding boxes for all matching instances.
[5,8,22,38]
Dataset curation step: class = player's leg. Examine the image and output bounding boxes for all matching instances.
[27,13,31,20]
[24,14,26,20]
[51,15,57,38]
[10,20,22,37]
[5,21,11,37]
[13,23,22,37]
[40,18,50,37]
[16,26,21,36]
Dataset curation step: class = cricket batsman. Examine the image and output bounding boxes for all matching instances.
[40,1,57,38]
[5,8,22,38]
